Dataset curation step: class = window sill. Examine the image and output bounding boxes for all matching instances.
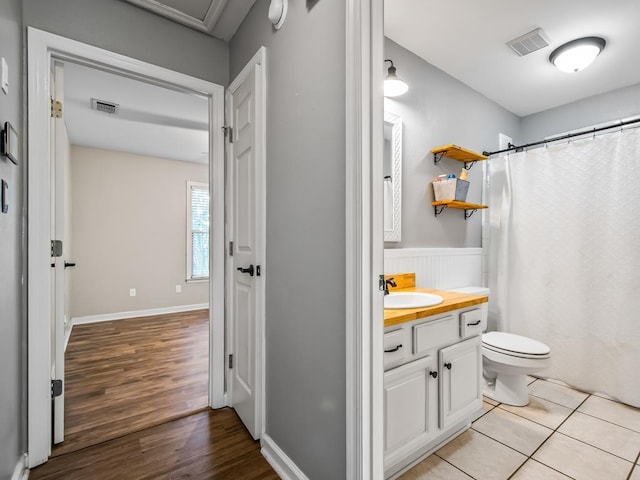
[186,278,209,284]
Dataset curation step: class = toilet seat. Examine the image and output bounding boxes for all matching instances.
[482,332,550,360]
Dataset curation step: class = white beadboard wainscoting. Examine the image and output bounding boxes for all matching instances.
[384,248,484,289]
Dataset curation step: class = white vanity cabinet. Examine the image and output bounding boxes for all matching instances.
[439,335,482,429]
[383,356,438,468]
[383,306,485,479]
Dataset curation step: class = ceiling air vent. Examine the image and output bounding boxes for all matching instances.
[507,28,550,57]
[91,98,119,114]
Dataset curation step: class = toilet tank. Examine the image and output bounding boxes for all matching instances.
[451,286,490,296]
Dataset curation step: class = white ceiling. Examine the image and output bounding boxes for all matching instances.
[63,61,209,164]
[385,0,640,117]
[123,0,258,41]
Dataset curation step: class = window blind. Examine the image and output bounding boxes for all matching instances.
[189,184,209,279]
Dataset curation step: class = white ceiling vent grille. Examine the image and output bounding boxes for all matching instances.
[91,98,120,114]
[507,28,550,56]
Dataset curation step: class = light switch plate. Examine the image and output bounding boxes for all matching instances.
[1,58,8,95]
[1,179,8,213]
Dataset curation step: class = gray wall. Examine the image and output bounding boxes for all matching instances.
[230,1,346,478]
[520,82,640,143]
[70,146,209,318]
[384,38,520,249]
[22,0,229,86]
[0,0,24,477]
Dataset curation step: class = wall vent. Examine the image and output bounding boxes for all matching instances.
[507,28,550,56]
[91,98,119,114]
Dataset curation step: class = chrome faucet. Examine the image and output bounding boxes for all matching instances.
[384,277,397,295]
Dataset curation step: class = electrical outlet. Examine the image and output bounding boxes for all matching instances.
[175,285,182,293]
[129,288,136,297]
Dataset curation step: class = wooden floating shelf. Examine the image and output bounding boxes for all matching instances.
[432,144,488,169]
[432,200,488,219]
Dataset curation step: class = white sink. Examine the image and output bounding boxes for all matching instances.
[384,292,444,309]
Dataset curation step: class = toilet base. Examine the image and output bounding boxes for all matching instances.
[482,372,529,406]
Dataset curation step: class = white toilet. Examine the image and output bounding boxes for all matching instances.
[453,287,551,406]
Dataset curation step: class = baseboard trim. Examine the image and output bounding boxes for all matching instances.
[12,454,29,480]
[64,320,74,352]
[72,303,209,325]
[261,434,310,480]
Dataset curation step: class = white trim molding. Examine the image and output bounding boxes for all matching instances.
[71,303,210,325]
[346,0,384,479]
[27,27,226,468]
[123,0,228,33]
[261,434,310,480]
[11,454,29,480]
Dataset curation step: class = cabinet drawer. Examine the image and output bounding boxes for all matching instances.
[384,329,408,369]
[460,308,485,338]
[413,315,458,355]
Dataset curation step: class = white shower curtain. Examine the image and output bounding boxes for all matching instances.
[488,128,640,407]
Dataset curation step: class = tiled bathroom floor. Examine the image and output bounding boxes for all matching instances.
[399,377,640,480]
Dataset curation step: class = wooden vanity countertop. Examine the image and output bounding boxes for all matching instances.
[384,287,488,328]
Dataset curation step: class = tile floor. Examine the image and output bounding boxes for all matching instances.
[399,376,640,480]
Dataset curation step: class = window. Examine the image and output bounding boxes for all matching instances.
[187,182,209,281]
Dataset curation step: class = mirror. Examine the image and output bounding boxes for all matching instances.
[384,111,402,242]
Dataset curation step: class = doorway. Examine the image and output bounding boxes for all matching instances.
[49,58,214,455]
[27,27,226,468]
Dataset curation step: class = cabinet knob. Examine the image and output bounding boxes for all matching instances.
[444,362,452,370]
[429,371,438,379]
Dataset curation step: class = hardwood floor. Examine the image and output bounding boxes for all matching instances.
[53,309,210,456]
[30,408,279,480]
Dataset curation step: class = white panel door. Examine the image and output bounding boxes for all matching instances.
[439,336,483,429]
[228,55,264,440]
[52,61,70,444]
[383,355,438,473]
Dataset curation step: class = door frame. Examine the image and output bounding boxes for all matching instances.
[345,1,385,479]
[224,47,267,438]
[26,27,226,468]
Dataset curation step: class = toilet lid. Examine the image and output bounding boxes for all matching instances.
[482,331,550,356]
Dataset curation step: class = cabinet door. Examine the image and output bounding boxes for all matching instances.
[439,336,482,429]
[384,355,438,468]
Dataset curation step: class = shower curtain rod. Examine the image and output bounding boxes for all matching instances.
[482,117,640,157]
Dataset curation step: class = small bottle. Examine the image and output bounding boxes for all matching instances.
[459,168,468,181]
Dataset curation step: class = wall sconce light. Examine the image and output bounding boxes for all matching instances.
[549,37,606,73]
[384,59,409,97]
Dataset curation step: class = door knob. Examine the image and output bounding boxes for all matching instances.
[429,371,438,379]
[237,264,255,276]
[444,362,452,370]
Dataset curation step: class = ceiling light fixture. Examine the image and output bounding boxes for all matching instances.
[384,59,408,97]
[549,37,606,73]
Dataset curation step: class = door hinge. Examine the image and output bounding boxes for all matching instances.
[51,99,63,118]
[51,240,63,257]
[228,354,233,369]
[222,126,234,143]
[229,241,234,256]
[378,274,386,291]
[51,379,63,398]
